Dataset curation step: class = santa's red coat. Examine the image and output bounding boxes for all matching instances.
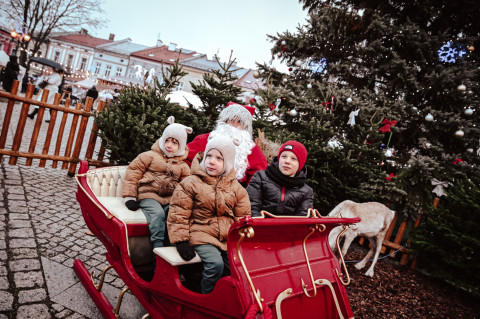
[185,133,267,186]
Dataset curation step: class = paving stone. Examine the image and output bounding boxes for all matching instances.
[9,259,41,271]
[9,227,35,238]
[8,212,30,220]
[9,219,32,228]
[18,288,47,304]
[14,271,45,288]
[55,309,73,318]
[16,304,51,318]
[5,185,24,194]
[7,193,26,200]
[0,291,14,311]
[7,201,29,212]
[9,238,37,248]
[0,263,6,276]
[0,250,6,260]
[0,276,8,289]
[11,248,38,259]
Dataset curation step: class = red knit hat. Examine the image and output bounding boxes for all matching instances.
[278,140,308,171]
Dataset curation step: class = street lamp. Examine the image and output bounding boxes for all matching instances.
[10,29,31,55]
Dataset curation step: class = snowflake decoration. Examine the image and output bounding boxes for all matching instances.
[437,41,467,63]
[309,58,327,73]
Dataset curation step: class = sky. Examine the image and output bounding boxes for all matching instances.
[93,0,309,71]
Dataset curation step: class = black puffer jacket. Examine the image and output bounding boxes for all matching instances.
[246,157,314,217]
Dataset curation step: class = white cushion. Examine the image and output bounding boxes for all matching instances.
[97,197,147,224]
[153,247,202,266]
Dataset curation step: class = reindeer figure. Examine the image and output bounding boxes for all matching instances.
[328,200,395,277]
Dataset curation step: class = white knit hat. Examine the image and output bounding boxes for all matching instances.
[159,116,193,157]
[216,102,255,136]
[201,135,240,175]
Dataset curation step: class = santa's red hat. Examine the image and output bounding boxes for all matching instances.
[226,101,256,116]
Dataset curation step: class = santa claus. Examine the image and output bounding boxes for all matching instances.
[185,102,267,186]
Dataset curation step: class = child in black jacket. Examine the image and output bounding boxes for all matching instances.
[247,140,314,216]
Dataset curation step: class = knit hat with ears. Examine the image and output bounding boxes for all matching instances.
[201,135,240,175]
[159,116,193,157]
[278,140,308,172]
[216,102,256,136]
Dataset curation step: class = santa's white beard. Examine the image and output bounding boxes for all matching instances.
[210,123,255,181]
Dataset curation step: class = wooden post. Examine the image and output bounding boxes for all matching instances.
[61,102,83,169]
[25,89,51,166]
[9,81,34,165]
[67,98,93,176]
[381,211,398,254]
[0,80,19,161]
[52,100,72,168]
[39,94,62,167]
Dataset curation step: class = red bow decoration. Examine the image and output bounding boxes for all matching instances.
[321,96,335,111]
[385,173,397,181]
[268,103,276,111]
[378,119,397,133]
[280,44,288,52]
[249,98,256,104]
[453,158,463,165]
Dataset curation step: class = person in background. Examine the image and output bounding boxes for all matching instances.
[247,140,314,217]
[28,68,63,120]
[86,85,99,102]
[2,55,20,92]
[168,135,251,294]
[122,116,192,249]
[185,102,267,187]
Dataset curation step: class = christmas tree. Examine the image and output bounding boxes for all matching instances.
[95,62,210,164]
[190,52,243,122]
[254,0,480,220]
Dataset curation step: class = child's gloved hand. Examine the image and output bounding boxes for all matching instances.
[176,241,196,261]
[125,200,140,211]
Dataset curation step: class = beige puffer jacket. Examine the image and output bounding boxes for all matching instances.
[121,139,190,205]
[167,153,251,251]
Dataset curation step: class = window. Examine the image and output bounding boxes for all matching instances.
[66,54,74,70]
[105,64,112,76]
[94,62,101,74]
[115,67,123,76]
[175,81,184,91]
[79,57,87,71]
[53,51,61,62]
[127,67,135,78]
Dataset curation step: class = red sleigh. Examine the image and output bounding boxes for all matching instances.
[74,161,360,318]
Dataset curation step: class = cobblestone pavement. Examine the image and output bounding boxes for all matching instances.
[0,160,145,318]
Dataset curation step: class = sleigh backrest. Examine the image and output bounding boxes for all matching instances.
[85,166,127,197]
[228,216,359,319]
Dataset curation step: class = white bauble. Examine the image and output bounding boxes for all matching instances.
[425,113,434,122]
[464,108,474,116]
[457,84,466,92]
[289,109,298,117]
[455,129,464,138]
[425,142,432,149]
[295,60,302,67]
[467,148,474,153]
[346,97,353,103]
[252,71,260,78]
[307,83,312,89]
[281,40,286,45]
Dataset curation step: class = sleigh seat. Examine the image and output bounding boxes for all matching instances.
[84,166,201,268]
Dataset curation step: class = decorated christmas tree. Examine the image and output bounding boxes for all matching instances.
[253,0,480,220]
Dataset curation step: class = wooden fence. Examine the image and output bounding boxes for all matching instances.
[0,80,111,175]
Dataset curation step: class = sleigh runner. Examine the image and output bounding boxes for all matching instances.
[74,161,360,319]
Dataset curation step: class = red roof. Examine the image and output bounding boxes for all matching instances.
[131,45,197,64]
[52,33,113,48]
